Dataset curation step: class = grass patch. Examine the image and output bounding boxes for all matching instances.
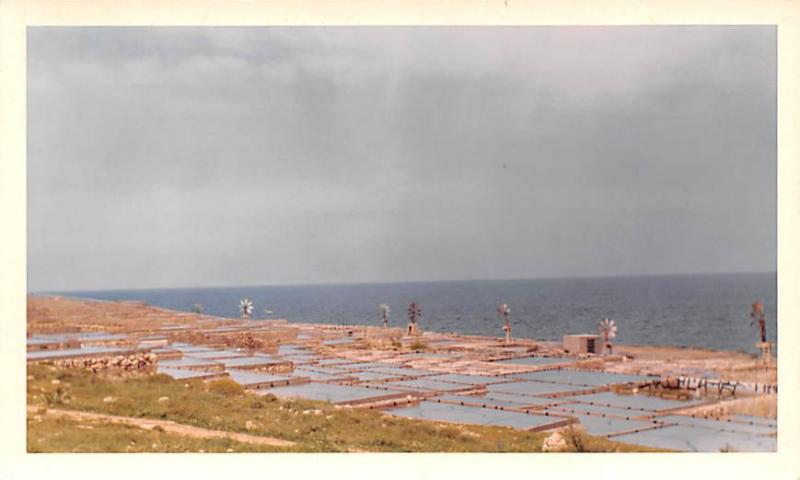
[27,414,287,453]
[27,363,658,452]
[208,378,246,396]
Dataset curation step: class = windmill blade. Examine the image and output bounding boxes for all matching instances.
[240,298,254,316]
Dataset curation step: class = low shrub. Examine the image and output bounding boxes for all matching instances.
[207,378,245,396]
[561,424,586,452]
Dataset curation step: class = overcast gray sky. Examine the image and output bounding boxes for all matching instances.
[27,26,776,292]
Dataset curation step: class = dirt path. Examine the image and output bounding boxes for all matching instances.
[29,406,296,448]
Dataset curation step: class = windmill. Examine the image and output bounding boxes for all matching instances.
[598,318,617,354]
[750,300,772,366]
[379,304,390,328]
[750,300,766,343]
[407,302,422,336]
[239,298,254,320]
[498,303,511,343]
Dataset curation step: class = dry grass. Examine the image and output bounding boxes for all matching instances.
[609,344,776,383]
[716,366,777,384]
[721,395,777,418]
[679,394,777,419]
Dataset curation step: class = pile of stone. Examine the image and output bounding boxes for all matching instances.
[221,333,265,350]
[57,353,156,373]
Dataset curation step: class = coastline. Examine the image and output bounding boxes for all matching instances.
[25,294,778,452]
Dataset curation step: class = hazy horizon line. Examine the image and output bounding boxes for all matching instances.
[32,269,777,295]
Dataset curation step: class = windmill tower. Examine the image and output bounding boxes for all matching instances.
[407,302,422,336]
[597,318,617,355]
[379,304,390,329]
[239,298,254,320]
[498,303,511,344]
[751,300,772,366]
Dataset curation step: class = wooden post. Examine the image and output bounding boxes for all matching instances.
[756,342,773,367]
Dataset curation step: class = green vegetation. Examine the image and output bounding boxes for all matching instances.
[27,363,657,453]
[27,415,287,453]
[207,378,246,396]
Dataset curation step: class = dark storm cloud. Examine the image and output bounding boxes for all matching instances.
[27,27,776,291]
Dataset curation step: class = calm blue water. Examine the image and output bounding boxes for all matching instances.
[52,273,776,353]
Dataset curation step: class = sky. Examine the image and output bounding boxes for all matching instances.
[27,26,777,292]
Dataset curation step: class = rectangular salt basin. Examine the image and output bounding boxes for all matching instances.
[551,403,657,419]
[27,346,131,360]
[385,378,477,392]
[303,365,354,376]
[316,358,358,366]
[482,392,564,407]
[76,333,126,342]
[27,332,119,343]
[570,392,704,412]
[373,367,436,377]
[322,338,355,345]
[429,373,506,385]
[157,367,226,380]
[659,415,777,436]
[28,334,73,345]
[277,344,310,355]
[432,394,530,410]
[158,357,220,369]
[290,368,354,382]
[348,371,405,382]
[513,369,656,387]
[496,356,574,367]
[385,401,558,430]
[219,356,277,368]
[227,369,292,386]
[487,380,591,397]
[730,415,777,429]
[172,345,216,353]
[613,424,777,452]
[262,383,386,403]
[185,350,247,359]
[281,354,318,363]
[252,354,291,363]
[566,413,656,436]
[151,347,179,355]
[339,361,398,371]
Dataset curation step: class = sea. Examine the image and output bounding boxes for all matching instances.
[52,272,776,354]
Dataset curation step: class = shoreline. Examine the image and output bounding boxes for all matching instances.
[27,294,776,385]
[28,293,772,358]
